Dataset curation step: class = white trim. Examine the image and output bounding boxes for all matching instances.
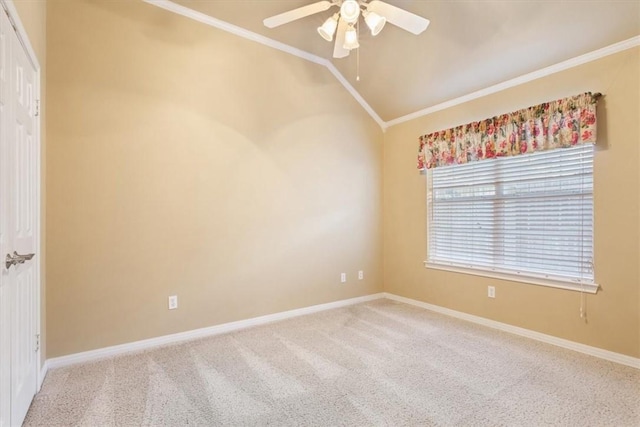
[386,35,640,127]
[424,262,599,294]
[141,0,386,129]
[44,292,639,373]
[1,1,40,70]
[384,293,640,370]
[142,0,326,66]
[34,48,43,396]
[142,1,640,131]
[46,293,385,369]
[38,360,48,391]
[325,62,386,130]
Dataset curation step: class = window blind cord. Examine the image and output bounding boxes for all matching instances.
[579,147,587,322]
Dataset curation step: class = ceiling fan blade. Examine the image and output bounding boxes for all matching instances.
[264,1,334,28]
[333,17,350,58]
[367,0,430,35]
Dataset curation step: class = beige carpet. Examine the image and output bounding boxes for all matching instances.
[25,299,640,426]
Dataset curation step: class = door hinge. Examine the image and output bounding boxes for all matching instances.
[35,333,40,352]
[35,99,40,117]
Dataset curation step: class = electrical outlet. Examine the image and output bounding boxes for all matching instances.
[340,273,347,283]
[168,295,178,310]
[488,286,496,298]
[358,270,364,280]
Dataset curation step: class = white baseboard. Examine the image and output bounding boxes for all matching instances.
[38,359,49,391]
[46,293,385,370]
[44,291,639,372]
[384,292,640,370]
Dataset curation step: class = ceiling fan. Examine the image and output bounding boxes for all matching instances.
[263,0,430,59]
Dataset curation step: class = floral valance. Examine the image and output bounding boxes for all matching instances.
[417,92,599,170]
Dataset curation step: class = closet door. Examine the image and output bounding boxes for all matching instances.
[0,5,39,426]
[9,10,38,426]
[0,5,12,426]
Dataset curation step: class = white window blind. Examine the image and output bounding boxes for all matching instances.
[426,144,594,290]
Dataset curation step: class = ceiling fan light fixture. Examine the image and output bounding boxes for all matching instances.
[364,10,386,36]
[340,0,360,24]
[317,14,339,41]
[343,25,359,50]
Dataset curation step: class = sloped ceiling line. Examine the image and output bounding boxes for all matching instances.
[143,1,639,132]
[142,0,387,129]
[387,35,640,128]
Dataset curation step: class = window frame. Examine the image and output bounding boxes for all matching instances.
[424,147,599,294]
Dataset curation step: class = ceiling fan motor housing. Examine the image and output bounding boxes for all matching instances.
[340,0,361,23]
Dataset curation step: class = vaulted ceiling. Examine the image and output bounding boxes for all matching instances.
[171,0,640,122]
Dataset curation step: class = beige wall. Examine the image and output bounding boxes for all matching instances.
[384,48,640,358]
[46,0,383,357]
[12,0,45,59]
[12,0,46,364]
[44,0,639,360]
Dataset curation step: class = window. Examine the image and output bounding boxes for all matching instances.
[426,144,596,292]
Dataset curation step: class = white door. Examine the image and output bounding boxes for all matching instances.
[0,3,40,426]
[0,7,12,425]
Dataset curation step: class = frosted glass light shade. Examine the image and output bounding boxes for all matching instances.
[317,15,338,41]
[364,11,386,36]
[343,26,359,50]
[340,0,360,24]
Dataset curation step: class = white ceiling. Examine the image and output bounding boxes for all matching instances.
[170,0,640,122]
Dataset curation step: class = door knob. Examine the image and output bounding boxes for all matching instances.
[5,253,20,269]
[5,251,35,269]
[14,251,35,261]
[6,253,16,269]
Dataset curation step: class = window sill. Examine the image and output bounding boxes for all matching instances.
[423,261,599,294]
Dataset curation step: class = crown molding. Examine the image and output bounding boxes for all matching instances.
[142,1,638,132]
[385,35,640,128]
[142,0,386,130]
[143,0,326,66]
[1,0,40,69]
[324,62,387,129]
